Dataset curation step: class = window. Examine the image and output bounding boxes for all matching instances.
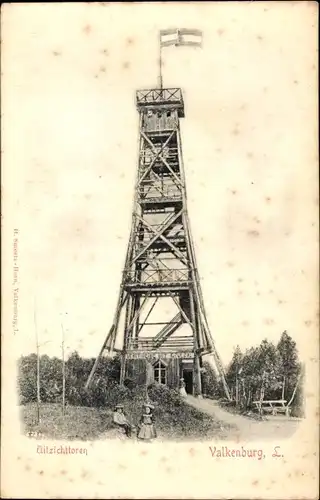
[153,360,167,385]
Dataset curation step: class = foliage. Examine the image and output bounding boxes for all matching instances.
[147,383,231,440]
[18,330,303,418]
[202,361,224,399]
[18,351,121,407]
[226,345,243,385]
[225,331,302,411]
[20,383,233,441]
[18,354,38,404]
[277,331,300,400]
[289,363,305,418]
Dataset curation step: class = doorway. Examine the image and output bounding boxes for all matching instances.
[183,370,193,395]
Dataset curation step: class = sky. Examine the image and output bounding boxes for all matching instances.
[3,2,318,366]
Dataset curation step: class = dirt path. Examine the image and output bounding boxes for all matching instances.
[186,396,301,441]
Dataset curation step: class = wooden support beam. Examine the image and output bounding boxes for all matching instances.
[133,210,185,264]
[153,312,181,342]
[141,131,184,189]
[137,214,188,265]
[125,293,150,338]
[138,131,175,186]
[85,324,115,390]
[110,291,129,352]
[137,297,158,334]
[132,210,182,263]
[169,292,194,329]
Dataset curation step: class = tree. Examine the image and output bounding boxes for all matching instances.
[226,346,243,403]
[238,346,260,408]
[230,340,282,409]
[277,331,299,401]
[18,351,122,406]
[256,339,282,400]
[202,361,221,398]
[18,354,37,404]
[226,346,243,384]
[289,362,305,417]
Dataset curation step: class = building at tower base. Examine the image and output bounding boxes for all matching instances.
[126,356,201,395]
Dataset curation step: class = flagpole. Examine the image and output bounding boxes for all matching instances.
[159,33,163,89]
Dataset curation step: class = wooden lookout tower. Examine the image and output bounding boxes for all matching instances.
[86,30,230,399]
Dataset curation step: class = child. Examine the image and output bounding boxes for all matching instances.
[137,403,157,441]
[113,404,133,437]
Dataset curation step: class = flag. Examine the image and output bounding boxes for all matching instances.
[160,28,203,48]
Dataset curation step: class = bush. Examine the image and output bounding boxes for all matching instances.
[17,352,123,407]
[146,383,227,439]
[148,383,181,406]
[124,377,138,390]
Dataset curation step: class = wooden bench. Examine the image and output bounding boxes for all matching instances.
[252,400,291,417]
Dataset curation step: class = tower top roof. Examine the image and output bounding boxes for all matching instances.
[136,88,184,117]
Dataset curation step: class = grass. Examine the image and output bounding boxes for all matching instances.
[21,385,234,441]
[21,403,113,441]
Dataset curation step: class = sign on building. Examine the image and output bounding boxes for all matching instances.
[126,351,194,360]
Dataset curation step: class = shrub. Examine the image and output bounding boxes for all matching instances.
[124,377,138,390]
[148,383,181,406]
[146,383,227,439]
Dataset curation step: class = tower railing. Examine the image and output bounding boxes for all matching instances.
[134,227,185,241]
[136,88,183,104]
[136,88,184,117]
[127,336,194,351]
[135,234,185,244]
[141,146,179,160]
[124,268,190,285]
[138,187,182,201]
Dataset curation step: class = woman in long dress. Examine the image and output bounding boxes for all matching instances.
[137,403,157,441]
[179,378,187,397]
